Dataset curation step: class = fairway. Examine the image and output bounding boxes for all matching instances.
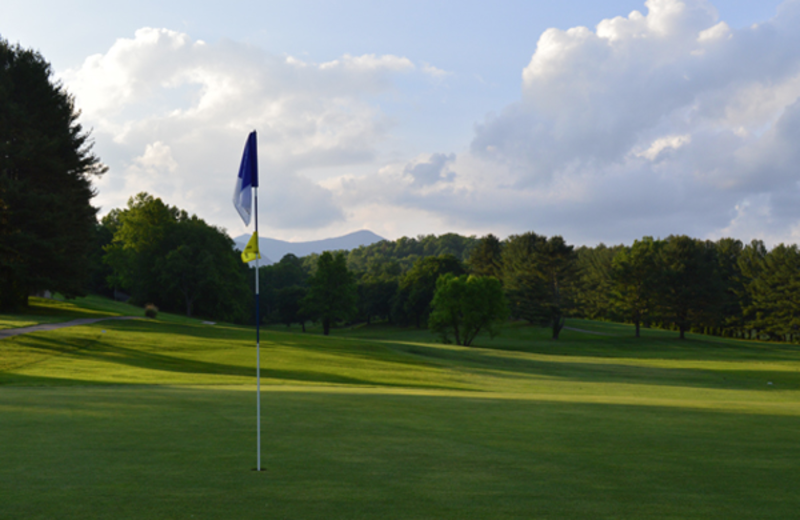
[2,299,799,519]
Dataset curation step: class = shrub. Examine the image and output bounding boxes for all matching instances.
[144,304,158,319]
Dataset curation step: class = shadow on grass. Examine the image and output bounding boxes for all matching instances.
[338,321,800,364]
[382,341,800,392]
[0,332,464,391]
[104,319,440,372]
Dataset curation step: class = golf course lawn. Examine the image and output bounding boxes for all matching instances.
[1,298,799,519]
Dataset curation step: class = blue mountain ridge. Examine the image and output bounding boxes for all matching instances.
[233,230,385,265]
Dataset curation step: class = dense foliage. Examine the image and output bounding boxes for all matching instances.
[429,274,508,345]
[248,231,800,343]
[0,39,105,310]
[102,193,250,322]
[302,251,357,335]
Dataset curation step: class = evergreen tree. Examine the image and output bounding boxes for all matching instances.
[503,233,577,339]
[714,238,745,337]
[611,237,662,337]
[467,234,503,279]
[657,236,723,340]
[575,243,621,321]
[0,39,105,309]
[745,244,800,342]
[737,240,768,339]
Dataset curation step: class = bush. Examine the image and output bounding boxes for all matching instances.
[144,304,158,319]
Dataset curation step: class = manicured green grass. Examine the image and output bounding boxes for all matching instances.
[0,294,214,330]
[2,298,800,519]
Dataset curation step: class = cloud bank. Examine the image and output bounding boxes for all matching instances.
[337,0,800,244]
[64,1,800,245]
[62,28,438,235]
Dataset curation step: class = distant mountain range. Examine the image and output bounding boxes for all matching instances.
[232,230,386,265]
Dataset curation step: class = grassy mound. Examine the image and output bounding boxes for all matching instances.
[1,297,799,519]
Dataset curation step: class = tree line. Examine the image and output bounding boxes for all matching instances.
[16,181,800,345]
[255,230,800,344]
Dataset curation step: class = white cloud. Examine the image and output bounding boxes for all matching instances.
[326,0,800,245]
[697,21,731,42]
[319,53,414,72]
[60,27,430,235]
[635,134,692,160]
[441,0,800,244]
[59,2,800,246]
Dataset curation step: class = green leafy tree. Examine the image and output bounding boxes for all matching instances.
[103,193,249,322]
[303,251,358,335]
[0,39,105,310]
[275,285,310,331]
[157,218,248,320]
[393,254,465,328]
[503,233,577,339]
[103,193,183,305]
[346,233,479,274]
[358,279,398,324]
[429,274,509,346]
[86,220,116,298]
[611,237,663,337]
[257,253,309,324]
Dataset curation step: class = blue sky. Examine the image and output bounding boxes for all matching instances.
[2,0,798,245]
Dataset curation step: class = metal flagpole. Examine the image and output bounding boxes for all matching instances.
[254,186,262,472]
[234,129,261,472]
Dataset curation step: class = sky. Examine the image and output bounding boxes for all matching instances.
[2,0,798,246]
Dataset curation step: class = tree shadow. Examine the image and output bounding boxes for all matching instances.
[385,342,800,392]
[1,333,463,391]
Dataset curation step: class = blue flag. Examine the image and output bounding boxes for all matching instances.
[233,131,259,226]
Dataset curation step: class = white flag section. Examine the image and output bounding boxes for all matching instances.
[233,131,258,226]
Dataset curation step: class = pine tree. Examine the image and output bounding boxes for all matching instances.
[0,39,105,309]
[611,237,663,337]
[503,233,577,339]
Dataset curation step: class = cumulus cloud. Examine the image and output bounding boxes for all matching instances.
[61,27,429,234]
[334,0,800,245]
[60,2,800,245]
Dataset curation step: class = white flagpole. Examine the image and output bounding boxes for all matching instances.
[254,186,262,472]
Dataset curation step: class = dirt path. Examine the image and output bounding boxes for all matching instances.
[0,316,138,340]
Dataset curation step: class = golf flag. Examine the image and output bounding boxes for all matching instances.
[241,232,262,263]
[233,131,259,226]
[233,130,264,471]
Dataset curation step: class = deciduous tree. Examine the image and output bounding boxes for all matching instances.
[429,274,508,346]
[302,252,357,335]
[393,254,465,328]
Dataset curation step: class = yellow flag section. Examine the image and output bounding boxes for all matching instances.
[241,232,261,263]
